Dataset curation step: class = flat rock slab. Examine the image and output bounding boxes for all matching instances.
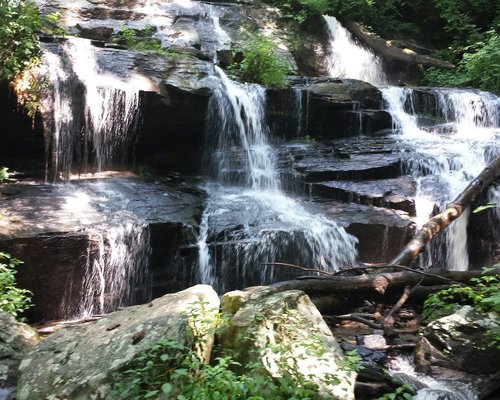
[282,138,405,183]
[16,285,219,400]
[313,176,416,215]
[0,176,205,322]
[326,203,416,263]
[0,175,203,238]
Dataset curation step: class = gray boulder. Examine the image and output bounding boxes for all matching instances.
[219,286,357,400]
[415,306,500,398]
[0,312,39,400]
[16,285,219,400]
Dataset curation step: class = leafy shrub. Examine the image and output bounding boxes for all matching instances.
[114,26,166,55]
[267,0,330,24]
[0,0,42,81]
[0,167,9,182]
[376,383,416,400]
[0,252,32,320]
[237,34,292,88]
[423,270,500,321]
[424,32,500,94]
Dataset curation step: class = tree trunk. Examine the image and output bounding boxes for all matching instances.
[388,154,500,267]
[271,269,494,296]
[343,20,455,69]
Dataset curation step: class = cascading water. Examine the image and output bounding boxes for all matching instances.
[382,87,500,270]
[198,67,358,291]
[39,37,140,180]
[323,15,387,86]
[322,16,500,271]
[38,37,150,318]
[57,181,152,319]
[386,356,479,400]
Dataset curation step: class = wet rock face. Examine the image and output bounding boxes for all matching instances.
[0,177,205,322]
[219,287,357,400]
[16,285,219,400]
[0,313,40,398]
[415,306,500,377]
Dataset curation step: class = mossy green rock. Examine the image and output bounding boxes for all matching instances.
[219,286,356,400]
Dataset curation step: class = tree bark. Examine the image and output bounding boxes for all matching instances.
[271,269,495,296]
[342,20,455,69]
[388,154,500,267]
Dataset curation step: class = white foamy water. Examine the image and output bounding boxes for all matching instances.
[40,37,140,180]
[198,67,358,290]
[382,86,500,270]
[56,181,152,318]
[387,356,478,400]
[323,15,387,86]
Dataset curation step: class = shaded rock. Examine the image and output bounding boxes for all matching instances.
[327,203,416,263]
[0,313,40,398]
[16,285,219,400]
[219,287,356,400]
[297,152,402,182]
[415,306,500,376]
[0,177,205,322]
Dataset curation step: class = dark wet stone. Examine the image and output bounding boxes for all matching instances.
[327,203,416,263]
[312,176,416,215]
[0,177,205,322]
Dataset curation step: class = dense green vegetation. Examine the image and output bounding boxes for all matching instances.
[236,34,292,88]
[0,0,41,82]
[423,270,500,321]
[0,252,32,320]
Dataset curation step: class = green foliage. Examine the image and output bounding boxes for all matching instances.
[376,384,416,400]
[0,252,32,320]
[424,32,500,94]
[0,167,9,182]
[237,34,292,88]
[267,0,330,24]
[423,271,500,321]
[114,26,166,55]
[0,0,42,81]
[473,202,498,213]
[110,301,361,399]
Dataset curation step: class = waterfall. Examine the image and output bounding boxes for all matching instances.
[323,15,387,86]
[39,37,140,180]
[198,67,358,291]
[57,182,152,318]
[81,222,151,317]
[382,87,500,270]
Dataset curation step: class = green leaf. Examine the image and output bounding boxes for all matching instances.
[161,383,173,395]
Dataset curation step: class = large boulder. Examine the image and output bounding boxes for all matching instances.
[415,306,500,397]
[16,285,219,400]
[0,312,40,399]
[219,286,357,400]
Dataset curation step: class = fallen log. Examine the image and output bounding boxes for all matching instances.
[342,20,454,69]
[271,269,498,296]
[388,154,500,267]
